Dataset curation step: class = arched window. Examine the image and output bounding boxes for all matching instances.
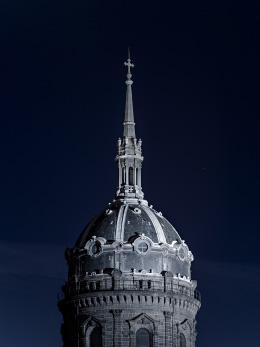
[129,167,134,185]
[90,328,102,347]
[136,328,150,347]
[136,168,139,185]
[122,167,125,185]
[180,333,186,347]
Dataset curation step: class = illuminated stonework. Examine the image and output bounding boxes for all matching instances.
[58,54,201,347]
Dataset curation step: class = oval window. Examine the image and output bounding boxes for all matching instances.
[91,242,101,255]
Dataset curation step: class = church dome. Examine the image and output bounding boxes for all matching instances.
[76,201,181,247]
[72,200,193,279]
[66,54,194,282]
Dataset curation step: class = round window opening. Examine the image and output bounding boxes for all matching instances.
[91,242,101,255]
[138,242,148,253]
[178,245,188,260]
[134,208,141,214]
[179,247,185,258]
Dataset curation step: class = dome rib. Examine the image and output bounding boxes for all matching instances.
[115,204,128,242]
[76,202,185,248]
[142,205,166,243]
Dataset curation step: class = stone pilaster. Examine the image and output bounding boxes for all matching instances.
[173,322,178,347]
[111,309,123,347]
[164,311,173,347]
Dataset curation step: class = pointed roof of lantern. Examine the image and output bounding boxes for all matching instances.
[123,49,136,138]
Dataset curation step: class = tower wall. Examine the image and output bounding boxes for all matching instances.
[58,274,200,347]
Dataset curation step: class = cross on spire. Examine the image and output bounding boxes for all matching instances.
[115,53,144,200]
[124,48,134,77]
[124,59,134,74]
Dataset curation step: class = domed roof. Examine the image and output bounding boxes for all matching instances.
[67,58,194,280]
[71,200,193,278]
[76,200,182,248]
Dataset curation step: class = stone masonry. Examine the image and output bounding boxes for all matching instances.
[58,54,201,347]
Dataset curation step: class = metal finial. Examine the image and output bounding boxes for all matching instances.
[124,49,134,78]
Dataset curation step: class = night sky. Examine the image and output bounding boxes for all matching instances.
[0,1,260,346]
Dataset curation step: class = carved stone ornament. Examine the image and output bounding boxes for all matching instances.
[128,313,156,330]
[187,250,194,262]
[171,240,178,247]
[133,235,153,255]
[81,316,102,336]
[180,319,191,331]
[178,242,189,261]
[164,311,173,317]
[111,309,122,317]
[85,237,106,257]
[112,240,123,253]
[161,243,170,256]
[138,318,150,324]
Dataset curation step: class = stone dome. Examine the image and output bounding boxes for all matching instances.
[76,201,181,246]
[72,200,193,279]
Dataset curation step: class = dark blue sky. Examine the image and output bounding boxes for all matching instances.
[0,0,259,346]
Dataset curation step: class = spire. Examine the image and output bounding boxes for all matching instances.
[123,49,135,138]
[115,52,144,201]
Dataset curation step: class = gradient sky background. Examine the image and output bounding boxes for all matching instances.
[0,0,260,346]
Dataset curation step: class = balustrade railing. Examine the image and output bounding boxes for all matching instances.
[58,278,201,303]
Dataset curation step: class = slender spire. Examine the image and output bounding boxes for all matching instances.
[123,50,135,138]
[115,52,144,201]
